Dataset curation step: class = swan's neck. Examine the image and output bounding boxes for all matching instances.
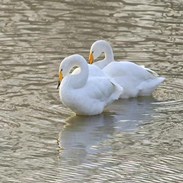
[66,60,88,89]
[103,43,114,63]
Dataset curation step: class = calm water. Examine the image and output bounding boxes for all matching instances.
[0,0,183,182]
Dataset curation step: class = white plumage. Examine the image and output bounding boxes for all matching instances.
[58,54,123,115]
[89,40,165,98]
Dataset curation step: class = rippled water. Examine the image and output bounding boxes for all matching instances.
[0,0,183,182]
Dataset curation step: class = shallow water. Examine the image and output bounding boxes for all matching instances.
[0,0,183,182]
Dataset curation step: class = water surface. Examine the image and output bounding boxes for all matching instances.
[0,0,183,182]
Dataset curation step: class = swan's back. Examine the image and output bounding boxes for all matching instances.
[103,61,155,79]
[103,61,165,98]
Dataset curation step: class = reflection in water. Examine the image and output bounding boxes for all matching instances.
[59,97,156,165]
[0,0,183,182]
[57,98,183,182]
[58,114,115,165]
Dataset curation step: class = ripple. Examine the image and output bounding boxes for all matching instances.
[0,0,183,182]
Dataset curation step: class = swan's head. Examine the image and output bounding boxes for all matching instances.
[89,40,111,64]
[57,54,85,89]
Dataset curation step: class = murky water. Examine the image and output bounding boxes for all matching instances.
[0,0,183,182]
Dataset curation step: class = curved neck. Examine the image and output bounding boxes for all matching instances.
[65,59,88,89]
[104,45,114,62]
[101,42,114,63]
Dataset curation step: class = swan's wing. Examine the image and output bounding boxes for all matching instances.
[103,61,157,80]
[140,65,159,77]
[88,64,106,77]
[144,68,159,77]
[102,61,165,98]
[87,76,122,103]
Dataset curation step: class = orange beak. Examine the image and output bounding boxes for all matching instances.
[57,71,63,89]
[89,52,94,64]
[59,71,63,81]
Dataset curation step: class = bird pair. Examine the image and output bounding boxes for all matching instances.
[57,40,165,116]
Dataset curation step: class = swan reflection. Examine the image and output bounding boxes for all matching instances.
[58,97,156,164]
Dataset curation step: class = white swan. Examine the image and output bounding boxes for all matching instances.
[89,40,165,99]
[57,54,123,115]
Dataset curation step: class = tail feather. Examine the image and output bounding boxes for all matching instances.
[106,77,124,104]
[138,77,165,96]
[140,65,160,77]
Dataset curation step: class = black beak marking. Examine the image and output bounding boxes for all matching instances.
[57,80,60,89]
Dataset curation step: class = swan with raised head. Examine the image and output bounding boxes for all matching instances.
[57,54,123,115]
[89,40,165,99]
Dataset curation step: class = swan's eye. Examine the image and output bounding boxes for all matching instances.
[92,51,94,54]
[61,69,63,72]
